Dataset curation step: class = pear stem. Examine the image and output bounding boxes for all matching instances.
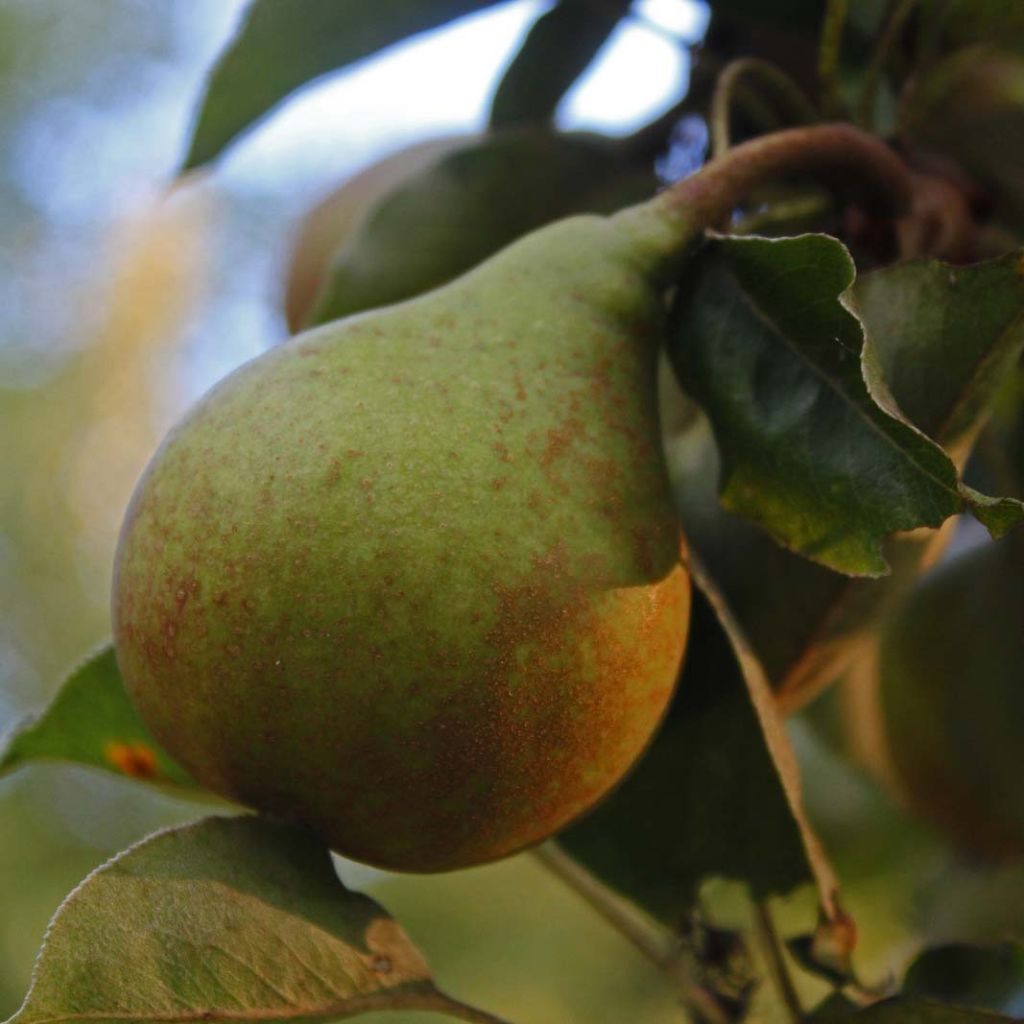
[662,122,910,231]
[531,844,731,1024]
[623,122,912,283]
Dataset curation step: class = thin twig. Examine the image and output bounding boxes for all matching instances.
[438,993,517,1024]
[710,58,818,159]
[818,0,849,117]
[532,844,672,962]
[858,0,920,128]
[649,123,913,243]
[532,844,731,1024]
[751,901,803,1024]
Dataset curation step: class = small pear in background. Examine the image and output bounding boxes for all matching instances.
[283,135,471,332]
[288,128,655,331]
[875,534,1024,859]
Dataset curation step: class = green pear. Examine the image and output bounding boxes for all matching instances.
[875,534,1024,858]
[115,208,695,871]
[299,128,654,330]
[283,135,472,332]
[113,125,909,871]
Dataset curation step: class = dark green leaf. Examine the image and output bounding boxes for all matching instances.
[853,252,1024,448]
[181,0,501,171]
[0,645,206,798]
[311,128,652,324]
[489,0,627,129]
[669,233,976,576]
[666,243,1024,701]
[811,996,1017,1024]
[5,816,498,1024]
[903,943,1024,1015]
[558,589,810,924]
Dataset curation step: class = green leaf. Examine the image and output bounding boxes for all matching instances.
[5,816,500,1024]
[852,251,1024,449]
[488,0,627,129]
[902,943,1024,1015]
[0,645,205,797]
[665,244,1024,703]
[181,0,501,171]
[669,233,976,576]
[810,996,1017,1024]
[311,128,651,324]
[558,589,811,924]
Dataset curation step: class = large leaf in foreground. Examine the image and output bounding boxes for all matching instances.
[6,816,502,1024]
[0,646,205,797]
[181,0,499,171]
[668,233,1021,578]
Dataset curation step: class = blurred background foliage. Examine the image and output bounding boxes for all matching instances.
[2,2,1024,1021]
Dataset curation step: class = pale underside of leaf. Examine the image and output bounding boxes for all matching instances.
[7,816,506,1024]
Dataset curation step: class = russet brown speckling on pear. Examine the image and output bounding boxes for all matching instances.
[112,126,911,871]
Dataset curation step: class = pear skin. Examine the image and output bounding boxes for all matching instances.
[113,214,690,871]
